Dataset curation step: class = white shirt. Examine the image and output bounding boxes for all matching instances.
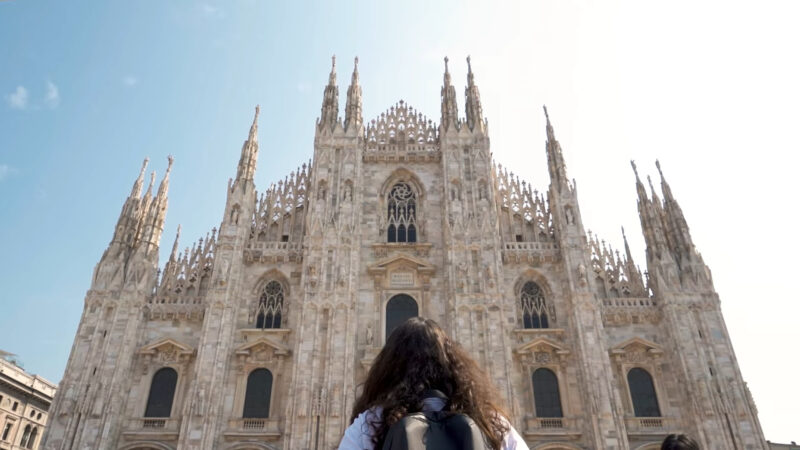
[337,399,529,450]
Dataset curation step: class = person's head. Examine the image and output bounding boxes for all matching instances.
[661,434,700,450]
[351,317,508,449]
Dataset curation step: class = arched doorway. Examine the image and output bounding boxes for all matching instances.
[385,294,418,340]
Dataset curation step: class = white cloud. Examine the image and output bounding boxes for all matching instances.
[44,81,60,108]
[7,86,28,110]
[123,76,138,87]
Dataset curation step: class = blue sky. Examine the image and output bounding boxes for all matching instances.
[2,0,800,442]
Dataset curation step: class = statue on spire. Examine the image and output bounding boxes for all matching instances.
[131,158,149,198]
[441,56,458,131]
[318,54,340,132]
[344,56,362,132]
[543,106,569,193]
[465,55,484,132]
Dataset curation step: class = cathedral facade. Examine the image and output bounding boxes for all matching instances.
[42,57,766,450]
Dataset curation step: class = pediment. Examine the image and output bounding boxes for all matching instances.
[367,253,435,275]
[515,337,570,355]
[138,338,194,356]
[609,337,664,356]
[234,337,290,356]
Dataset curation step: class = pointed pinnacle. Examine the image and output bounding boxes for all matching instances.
[131,157,149,197]
[655,159,664,179]
[543,105,550,123]
[145,171,156,197]
[630,160,640,179]
[328,55,337,84]
[647,175,657,197]
[350,56,360,85]
[170,225,182,260]
[467,55,472,73]
[138,158,149,178]
[249,105,260,139]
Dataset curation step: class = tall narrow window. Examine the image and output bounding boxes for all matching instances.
[144,368,178,417]
[385,294,418,339]
[387,182,417,243]
[256,281,284,329]
[521,281,550,328]
[2,423,11,441]
[26,428,37,449]
[628,368,661,417]
[19,425,31,447]
[532,368,563,417]
[243,369,273,418]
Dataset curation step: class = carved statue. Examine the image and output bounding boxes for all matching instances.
[366,322,374,346]
[578,263,587,286]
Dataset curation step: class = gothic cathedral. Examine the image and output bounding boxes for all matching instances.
[42,57,767,450]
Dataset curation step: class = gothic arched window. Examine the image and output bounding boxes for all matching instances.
[26,428,37,449]
[628,368,661,417]
[19,425,31,447]
[256,281,284,329]
[144,368,178,417]
[243,368,273,418]
[532,368,563,418]
[387,183,417,243]
[385,294,418,339]
[521,281,550,328]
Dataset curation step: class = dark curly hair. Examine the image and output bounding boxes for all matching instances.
[350,317,509,449]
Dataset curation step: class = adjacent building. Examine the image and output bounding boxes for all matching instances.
[0,351,57,450]
[42,57,767,449]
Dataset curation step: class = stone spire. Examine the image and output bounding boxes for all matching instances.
[139,156,173,250]
[155,155,173,205]
[621,225,646,294]
[440,56,459,131]
[318,55,339,132]
[344,57,363,132]
[169,224,182,263]
[464,56,484,133]
[656,160,694,258]
[631,161,670,263]
[111,159,152,247]
[543,106,570,193]
[235,106,260,183]
[130,158,149,198]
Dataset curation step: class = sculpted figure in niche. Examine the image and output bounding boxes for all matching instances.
[343,183,353,202]
[578,263,587,286]
[565,206,574,225]
[366,322,374,346]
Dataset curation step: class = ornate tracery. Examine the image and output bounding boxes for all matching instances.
[387,182,417,243]
[521,281,552,328]
[255,281,284,329]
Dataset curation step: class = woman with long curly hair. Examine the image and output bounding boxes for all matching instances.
[337,317,528,449]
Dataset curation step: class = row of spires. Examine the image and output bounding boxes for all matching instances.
[113,155,173,254]
[631,159,701,272]
[110,57,703,297]
[319,55,486,134]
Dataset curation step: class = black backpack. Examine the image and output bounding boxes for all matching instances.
[380,407,491,450]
